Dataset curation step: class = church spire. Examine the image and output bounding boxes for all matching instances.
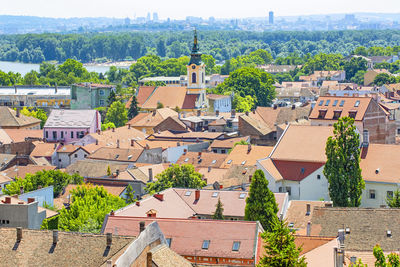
[189,29,202,66]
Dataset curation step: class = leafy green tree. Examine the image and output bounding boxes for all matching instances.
[144,81,166,86]
[387,190,400,208]
[107,90,116,106]
[128,95,139,119]
[343,57,368,81]
[44,184,127,233]
[105,101,128,127]
[145,164,206,194]
[258,220,306,267]
[374,73,396,86]
[23,70,39,85]
[101,122,116,131]
[324,117,365,207]
[351,70,366,85]
[202,54,216,74]
[107,165,111,176]
[123,184,136,204]
[244,170,278,231]
[233,94,255,112]
[302,53,343,74]
[228,140,249,153]
[20,107,48,128]
[212,197,224,220]
[373,244,400,267]
[4,170,83,197]
[156,102,164,109]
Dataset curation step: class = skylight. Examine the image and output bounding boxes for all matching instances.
[185,191,192,196]
[318,100,324,106]
[227,160,232,164]
[324,100,331,106]
[212,192,219,198]
[211,160,217,164]
[232,241,241,251]
[333,100,338,107]
[202,240,210,250]
[241,160,246,165]
[354,100,360,107]
[184,158,189,162]
[239,193,246,199]
[339,100,345,107]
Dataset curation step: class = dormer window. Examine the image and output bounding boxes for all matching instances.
[348,111,357,119]
[333,110,342,119]
[318,110,327,119]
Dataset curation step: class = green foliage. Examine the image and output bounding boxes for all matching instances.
[156,102,164,109]
[373,244,400,267]
[144,81,166,86]
[258,220,306,267]
[128,95,139,119]
[145,164,206,194]
[343,57,368,81]
[212,197,224,220]
[46,184,127,233]
[105,100,128,127]
[41,215,59,230]
[302,53,343,74]
[107,90,116,106]
[101,122,116,131]
[351,70,366,85]
[20,107,47,128]
[216,67,275,108]
[373,73,397,86]
[4,170,83,197]
[244,170,278,231]
[123,184,136,204]
[324,117,365,207]
[352,259,367,267]
[23,70,39,85]
[228,140,250,153]
[233,94,255,112]
[387,190,400,208]
[107,165,111,176]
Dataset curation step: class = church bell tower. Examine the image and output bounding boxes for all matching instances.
[187,29,206,92]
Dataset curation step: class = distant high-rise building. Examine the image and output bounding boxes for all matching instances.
[146,12,151,22]
[124,17,130,25]
[269,11,274,24]
[153,12,159,22]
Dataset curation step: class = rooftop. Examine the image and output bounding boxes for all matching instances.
[221,145,273,168]
[175,152,228,168]
[44,109,98,128]
[0,107,41,128]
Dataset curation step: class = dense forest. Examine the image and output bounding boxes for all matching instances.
[0,30,400,63]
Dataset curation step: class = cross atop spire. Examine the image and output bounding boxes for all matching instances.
[189,28,202,66]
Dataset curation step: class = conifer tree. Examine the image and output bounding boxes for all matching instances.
[386,189,400,208]
[128,95,139,119]
[107,165,111,176]
[212,197,224,220]
[258,220,306,267]
[124,184,136,204]
[244,170,278,231]
[323,117,364,207]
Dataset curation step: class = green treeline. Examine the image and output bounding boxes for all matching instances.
[1,30,400,63]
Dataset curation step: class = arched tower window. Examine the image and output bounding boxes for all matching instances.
[192,73,197,84]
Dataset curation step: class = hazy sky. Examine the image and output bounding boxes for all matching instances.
[2,0,400,19]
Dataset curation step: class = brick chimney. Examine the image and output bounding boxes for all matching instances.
[16,227,22,242]
[27,198,35,204]
[16,108,20,118]
[195,189,200,201]
[116,139,120,148]
[131,139,135,147]
[154,193,164,201]
[231,109,236,118]
[183,149,187,155]
[215,110,219,116]
[112,127,115,132]
[128,124,131,129]
[53,230,58,245]
[139,221,145,233]
[4,196,11,204]
[147,252,153,267]
[148,168,153,182]
[136,201,140,206]
[247,144,252,153]
[106,233,112,247]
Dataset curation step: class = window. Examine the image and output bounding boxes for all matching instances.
[333,110,342,119]
[300,168,305,174]
[71,131,74,138]
[227,159,232,164]
[74,154,78,158]
[185,191,192,196]
[369,189,376,199]
[99,99,105,106]
[318,100,324,106]
[211,160,217,165]
[61,131,64,139]
[348,111,357,119]
[99,89,105,96]
[184,158,189,162]
[58,159,61,162]
[52,131,57,140]
[212,192,219,198]
[212,149,217,153]
[202,240,210,250]
[318,110,327,119]
[286,186,292,196]
[354,100,360,107]
[221,150,226,154]
[239,193,246,199]
[324,100,331,106]
[192,73,197,84]
[387,191,394,199]
[339,100,345,107]
[332,100,338,107]
[166,238,172,247]
[241,160,246,165]
[232,241,240,251]
[45,131,48,139]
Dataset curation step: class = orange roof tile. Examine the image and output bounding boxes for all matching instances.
[126,108,178,128]
[141,86,188,109]
[2,165,56,179]
[210,136,250,150]
[175,152,227,168]
[3,129,42,143]
[221,145,273,168]
[30,142,57,158]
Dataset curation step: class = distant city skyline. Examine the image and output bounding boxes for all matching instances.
[2,0,400,20]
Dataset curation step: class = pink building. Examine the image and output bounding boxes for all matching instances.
[43,109,101,144]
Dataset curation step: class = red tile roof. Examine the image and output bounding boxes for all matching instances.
[135,86,156,106]
[181,94,198,109]
[273,160,324,181]
[103,216,263,260]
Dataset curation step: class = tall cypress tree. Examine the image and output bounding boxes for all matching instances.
[324,117,364,207]
[128,95,139,119]
[212,197,224,220]
[258,220,306,267]
[244,169,278,232]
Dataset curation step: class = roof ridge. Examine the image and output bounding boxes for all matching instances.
[173,188,198,215]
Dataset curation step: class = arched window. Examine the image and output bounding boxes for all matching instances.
[192,73,197,84]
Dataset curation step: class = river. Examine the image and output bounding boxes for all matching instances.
[0,61,127,75]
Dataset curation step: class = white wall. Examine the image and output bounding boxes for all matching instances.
[362,181,398,208]
[299,166,330,201]
[162,145,188,163]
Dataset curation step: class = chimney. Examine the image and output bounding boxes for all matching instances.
[245,111,249,116]
[292,104,295,110]
[208,166,211,172]
[14,85,17,94]
[20,186,24,195]
[106,233,112,247]
[197,110,201,116]
[148,168,153,182]
[116,169,120,176]
[198,151,202,158]
[116,139,120,148]
[106,260,112,267]
[195,189,200,201]
[154,193,164,201]
[55,83,58,94]
[252,109,256,114]
[27,198,35,204]
[53,230,58,244]
[16,108,20,118]
[306,204,311,215]
[306,222,311,236]
[249,175,252,183]
[216,110,219,116]
[16,227,22,242]
[128,124,131,129]
[183,149,187,155]
[247,144,252,153]
[95,139,99,145]
[4,196,11,204]
[110,210,115,216]
[139,221,145,233]
[273,104,277,109]
[147,252,153,267]
[112,127,115,132]
[231,109,236,118]
[152,110,156,116]
[136,201,140,206]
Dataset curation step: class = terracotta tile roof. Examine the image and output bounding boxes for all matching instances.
[30,157,52,166]
[360,144,400,183]
[88,147,144,162]
[153,116,188,133]
[210,136,250,150]
[150,244,192,267]
[239,115,274,136]
[310,207,400,251]
[2,129,42,143]
[126,108,178,128]
[149,130,225,141]
[199,165,256,189]
[103,216,263,260]
[181,94,198,109]
[134,86,156,106]
[272,160,324,182]
[86,125,147,149]
[56,144,82,154]
[294,235,336,255]
[271,125,332,163]
[30,142,57,158]
[0,228,134,267]
[141,86,188,109]
[2,165,56,179]
[175,152,228,168]
[221,145,273,168]
[285,200,332,233]
[208,118,226,126]
[197,167,229,185]
[207,94,230,100]
[0,107,41,127]
[0,173,12,184]
[257,158,283,181]
[309,96,372,121]
[65,159,131,178]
